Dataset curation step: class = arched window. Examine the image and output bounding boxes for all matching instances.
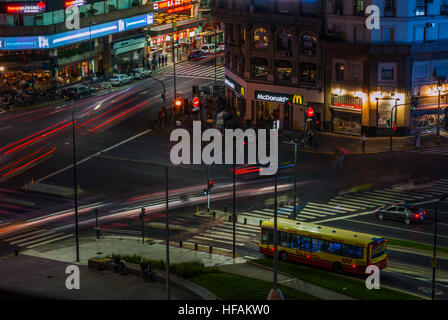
[301,33,317,56]
[253,27,269,49]
[276,29,292,51]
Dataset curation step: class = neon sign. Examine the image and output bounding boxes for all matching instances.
[0,13,154,50]
[6,2,46,14]
[65,0,86,7]
[154,0,194,10]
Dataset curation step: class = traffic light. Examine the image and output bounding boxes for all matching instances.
[161,93,166,103]
[307,107,315,118]
[139,208,146,221]
[174,99,183,109]
[207,179,215,191]
[192,97,200,109]
[393,125,397,132]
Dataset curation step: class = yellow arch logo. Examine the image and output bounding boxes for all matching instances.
[292,94,303,104]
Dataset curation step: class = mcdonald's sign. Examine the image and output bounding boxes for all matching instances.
[292,94,303,105]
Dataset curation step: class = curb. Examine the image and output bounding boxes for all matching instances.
[88,258,218,300]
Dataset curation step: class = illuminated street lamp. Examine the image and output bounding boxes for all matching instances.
[434,78,447,144]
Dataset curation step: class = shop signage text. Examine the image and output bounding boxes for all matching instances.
[154,0,194,10]
[4,2,46,14]
[0,13,154,50]
[225,76,245,98]
[255,91,303,104]
[65,0,86,7]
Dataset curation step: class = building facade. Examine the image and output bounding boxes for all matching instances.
[0,0,207,89]
[213,0,448,136]
[213,0,325,131]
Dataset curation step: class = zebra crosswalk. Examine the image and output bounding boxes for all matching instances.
[190,221,260,247]
[162,63,225,80]
[410,145,448,156]
[0,228,73,249]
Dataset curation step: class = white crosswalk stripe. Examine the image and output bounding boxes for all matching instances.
[0,228,73,249]
[190,221,259,247]
[410,145,448,156]
[162,63,225,80]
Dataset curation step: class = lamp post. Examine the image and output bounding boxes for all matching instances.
[432,194,448,300]
[71,97,80,262]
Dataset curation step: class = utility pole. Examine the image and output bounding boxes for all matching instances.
[214,26,217,84]
[88,0,93,84]
[140,208,146,244]
[71,98,80,262]
[432,194,448,300]
[165,167,170,300]
[172,17,177,101]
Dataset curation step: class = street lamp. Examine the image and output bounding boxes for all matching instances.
[434,79,446,144]
[432,193,448,300]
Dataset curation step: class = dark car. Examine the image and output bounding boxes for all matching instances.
[375,204,426,225]
[188,50,205,61]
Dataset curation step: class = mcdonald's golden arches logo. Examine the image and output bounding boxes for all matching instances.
[292,94,303,105]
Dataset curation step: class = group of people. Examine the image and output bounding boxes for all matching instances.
[149,53,169,71]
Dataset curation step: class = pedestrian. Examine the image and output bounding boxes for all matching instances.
[362,134,366,152]
[158,55,161,67]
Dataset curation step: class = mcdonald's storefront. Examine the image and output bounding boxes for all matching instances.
[225,75,247,118]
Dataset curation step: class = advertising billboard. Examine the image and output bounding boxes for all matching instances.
[0,13,154,50]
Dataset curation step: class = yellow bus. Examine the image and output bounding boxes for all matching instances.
[259,218,387,274]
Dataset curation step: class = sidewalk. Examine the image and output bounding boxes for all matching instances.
[282,130,448,155]
[20,236,356,300]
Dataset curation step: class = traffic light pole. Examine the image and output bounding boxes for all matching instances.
[389,100,407,152]
[172,18,177,101]
[432,194,448,300]
[273,173,278,291]
[232,161,236,259]
[165,167,171,300]
[207,165,211,212]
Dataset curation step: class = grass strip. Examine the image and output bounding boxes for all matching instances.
[388,238,448,255]
[253,258,423,300]
[190,272,319,300]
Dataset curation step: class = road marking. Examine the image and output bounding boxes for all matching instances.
[0,125,13,132]
[343,219,448,239]
[36,129,152,183]
[313,211,375,224]
[26,234,73,248]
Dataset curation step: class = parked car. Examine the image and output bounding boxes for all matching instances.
[63,85,94,99]
[109,74,133,86]
[375,204,426,225]
[188,50,205,61]
[131,68,151,79]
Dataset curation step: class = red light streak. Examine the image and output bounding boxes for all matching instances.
[90,101,148,132]
[75,98,136,130]
[0,120,68,154]
[4,121,73,155]
[0,148,45,173]
[1,147,56,177]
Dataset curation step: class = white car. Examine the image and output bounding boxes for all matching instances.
[132,68,152,79]
[109,74,133,86]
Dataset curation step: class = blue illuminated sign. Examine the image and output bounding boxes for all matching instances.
[0,13,154,50]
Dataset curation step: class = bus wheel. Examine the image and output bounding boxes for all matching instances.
[333,262,343,274]
[279,251,288,262]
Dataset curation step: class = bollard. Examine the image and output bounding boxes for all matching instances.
[195,243,198,250]
[229,215,232,222]
[179,240,183,248]
[209,245,212,253]
[102,231,104,239]
[244,218,247,225]
[212,211,216,218]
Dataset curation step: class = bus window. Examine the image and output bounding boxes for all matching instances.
[290,234,300,249]
[278,231,289,248]
[261,228,273,245]
[312,238,326,252]
[300,236,312,251]
[327,242,342,255]
[342,244,363,259]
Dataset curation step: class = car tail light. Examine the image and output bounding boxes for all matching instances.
[423,211,426,215]
[352,264,356,268]
[414,213,419,218]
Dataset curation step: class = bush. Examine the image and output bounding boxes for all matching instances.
[107,254,221,279]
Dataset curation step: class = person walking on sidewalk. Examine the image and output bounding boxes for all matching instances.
[362,134,366,152]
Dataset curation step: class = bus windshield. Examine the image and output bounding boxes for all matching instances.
[370,238,387,261]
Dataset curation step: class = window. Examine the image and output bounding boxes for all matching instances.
[439,24,448,40]
[334,0,343,14]
[290,234,300,249]
[276,29,292,51]
[300,236,312,251]
[278,231,290,248]
[252,0,269,13]
[442,0,448,15]
[384,0,396,16]
[312,238,326,252]
[353,0,364,16]
[335,62,345,82]
[327,242,343,255]
[379,63,396,82]
[277,0,292,13]
[261,228,273,245]
[342,244,364,259]
[241,27,246,44]
[416,0,426,16]
[353,25,364,42]
[414,63,428,80]
[301,33,317,56]
[253,27,269,49]
[300,62,317,84]
[382,27,395,43]
[275,60,292,81]
[252,57,269,79]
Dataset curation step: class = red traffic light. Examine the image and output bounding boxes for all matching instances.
[192,97,200,108]
[393,125,397,131]
[307,107,315,117]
